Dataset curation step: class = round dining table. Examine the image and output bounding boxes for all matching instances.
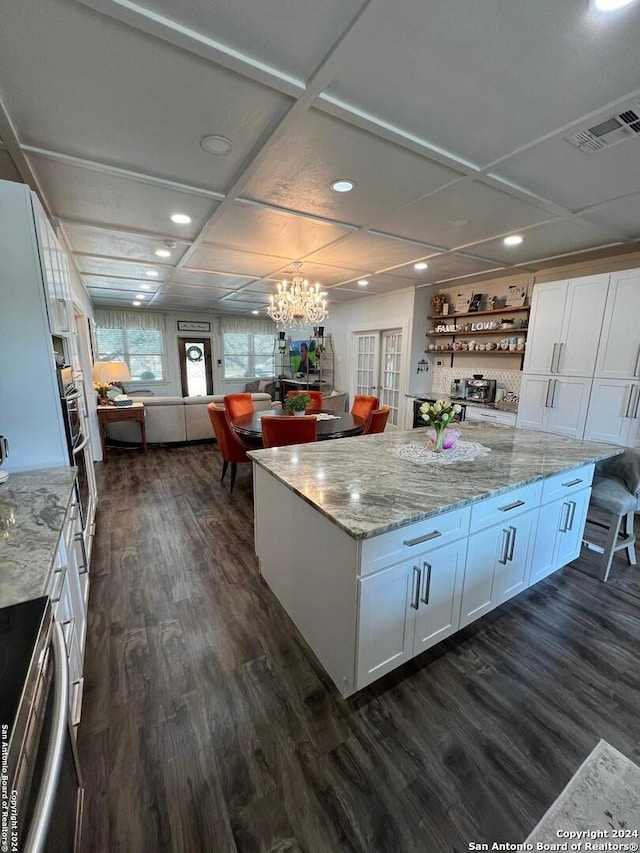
[232,409,366,445]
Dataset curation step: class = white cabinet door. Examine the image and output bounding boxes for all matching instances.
[545,377,592,438]
[627,402,640,449]
[555,488,591,569]
[584,378,635,445]
[357,561,415,688]
[523,281,567,374]
[413,540,466,654]
[595,269,640,379]
[558,275,609,377]
[517,376,552,431]
[495,510,537,604]
[531,488,592,584]
[459,526,502,628]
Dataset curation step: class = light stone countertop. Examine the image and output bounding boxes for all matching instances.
[248,423,621,540]
[0,467,76,609]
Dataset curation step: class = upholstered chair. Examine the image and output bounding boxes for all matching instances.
[262,415,318,448]
[207,403,252,493]
[363,405,391,435]
[351,394,379,421]
[224,393,255,420]
[285,390,323,412]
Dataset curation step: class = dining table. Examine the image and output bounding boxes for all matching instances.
[231,409,366,446]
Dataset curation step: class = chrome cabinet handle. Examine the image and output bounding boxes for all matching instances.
[551,343,559,373]
[634,343,640,379]
[545,379,553,408]
[403,529,441,547]
[559,502,571,533]
[23,621,69,853]
[561,478,583,488]
[507,526,516,562]
[624,385,634,418]
[411,565,421,610]
[557,342,564,373]
[633,386,640,420]
[50,566,66,603]
[421,561,432,606]
[499,529,510,565]
[550,379,558,408]
[567,500,577,532]
[498,499,525,512]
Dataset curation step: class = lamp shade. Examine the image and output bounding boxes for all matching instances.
[92,361,131,384]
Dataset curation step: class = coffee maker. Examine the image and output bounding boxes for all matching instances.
[450,378,467,399]
[464,378,497,402]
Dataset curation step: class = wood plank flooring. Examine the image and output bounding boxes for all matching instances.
[78,444,640,853]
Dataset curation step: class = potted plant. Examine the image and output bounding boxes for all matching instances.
[284,393,311,415]
[94,381,111,406]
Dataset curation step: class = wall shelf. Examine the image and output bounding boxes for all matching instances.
[426,328,529,338]
[424,349,525,356]
[428,306,530,321]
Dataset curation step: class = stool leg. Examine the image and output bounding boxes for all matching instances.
[600,514,623,583]
[624,511,637,567]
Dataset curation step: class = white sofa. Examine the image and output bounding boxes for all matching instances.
[104,393,280,445]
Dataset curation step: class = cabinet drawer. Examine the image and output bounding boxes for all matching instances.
[465,407,517,427]
[360,505,471,577]
[540,464,594,505]
[469,481,542,534]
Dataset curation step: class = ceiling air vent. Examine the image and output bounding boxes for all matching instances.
[565,106,640,155]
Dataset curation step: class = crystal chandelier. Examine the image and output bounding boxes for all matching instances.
[267,262,328,330]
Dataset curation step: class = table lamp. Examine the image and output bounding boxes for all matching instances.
[93,361,131,404]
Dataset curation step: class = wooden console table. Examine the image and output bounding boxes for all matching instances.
[97,403,146,458]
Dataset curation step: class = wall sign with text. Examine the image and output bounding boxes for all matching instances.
[177,320,211,332]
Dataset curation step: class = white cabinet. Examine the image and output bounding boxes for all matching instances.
[357,539,466,689]
[530,488,591,584]
[460,508,537,627]
[523,275,609,377]
[465,406,516,427]
[34,201,71,336]
[518,375,592,438]
[584,379,640,445]
[594,269,640,380]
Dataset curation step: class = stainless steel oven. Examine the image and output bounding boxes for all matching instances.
[1,598,83,853]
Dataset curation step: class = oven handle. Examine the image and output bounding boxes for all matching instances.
[65,388,82,402]
[24,621,69,853]
[72,432,90,455]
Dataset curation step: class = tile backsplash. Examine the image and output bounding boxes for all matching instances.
[432,366,522,398]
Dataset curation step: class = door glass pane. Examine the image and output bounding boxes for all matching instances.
[380,331,402,426]
[355,334,378,397]
[184,341,207,396]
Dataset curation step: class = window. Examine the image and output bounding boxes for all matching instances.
[221,317,276,380]
[94,310,166,382]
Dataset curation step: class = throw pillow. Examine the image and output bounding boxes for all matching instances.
[258,379,271,393]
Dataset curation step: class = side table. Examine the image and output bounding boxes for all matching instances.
[97,403,147,459]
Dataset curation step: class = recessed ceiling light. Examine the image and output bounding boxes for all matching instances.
[251,309,259,315]
[132,301,141,306]
[140,283,151,290]
[448,218,470,227]
[592,0,635,10]
[200,134,234,155]
[414,262,428,271]
[170,213,191,224]
[145,270,159,277]
[155,248,171,258]
[135,293,145,299]
[357,279,369,286]
[504,235,524,246]
[331,179,355,193]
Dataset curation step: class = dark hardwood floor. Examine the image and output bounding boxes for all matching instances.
[78,444,640,853]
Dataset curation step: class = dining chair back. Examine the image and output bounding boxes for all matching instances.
[262,415,318,448]
[224,393,255,420]
[363,405,391,435]
[207,403,252,492]
[351,394,379,421]
[286,390,323,412]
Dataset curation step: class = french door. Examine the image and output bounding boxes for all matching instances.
[178,338,213,396]
[352,330,402,426]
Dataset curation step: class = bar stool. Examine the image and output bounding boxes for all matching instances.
[582,450,639,582]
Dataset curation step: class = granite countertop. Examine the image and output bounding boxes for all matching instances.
[0,467,77,609]
[248,423,621,540]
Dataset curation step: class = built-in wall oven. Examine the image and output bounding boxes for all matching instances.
[1,597,83,852]
[413,397,467,428]
[57,366,93,549]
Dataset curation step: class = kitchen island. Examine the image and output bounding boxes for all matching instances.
[249,423,621,697]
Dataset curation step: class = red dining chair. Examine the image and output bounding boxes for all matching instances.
[262,415,318,448]
[351,394,378,421]
[363,405,391,435]
[207,403,252,493]
[286,390,323,412]
[224,393,255,420]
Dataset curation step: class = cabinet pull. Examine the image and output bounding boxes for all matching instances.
[50,566,66,603]
[634,343,640,379]
[567,500,577,532]
[557,342,565,373]
[551,343,559,373]
[498,499,525,512]
[633,386,640,421]
[498,529,510,565]
[561,478,583,488]
[545,379,553,408]
[559,502,571,533]
[482,413,498,419]
[624,385,634,418]
[507,526,516,562]
[411,565,421,610]
[403,530,441,547]
[550,379,558,408]
[421,561,432,606]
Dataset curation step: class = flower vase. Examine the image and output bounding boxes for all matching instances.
[433,427,445,453]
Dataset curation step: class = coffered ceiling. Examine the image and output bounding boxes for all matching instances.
[1,0,639,315]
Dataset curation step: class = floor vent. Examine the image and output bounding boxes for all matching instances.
[565,106,640,155]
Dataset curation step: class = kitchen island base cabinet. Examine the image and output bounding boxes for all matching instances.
[530,488,591,585]
[357,540,466,690]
